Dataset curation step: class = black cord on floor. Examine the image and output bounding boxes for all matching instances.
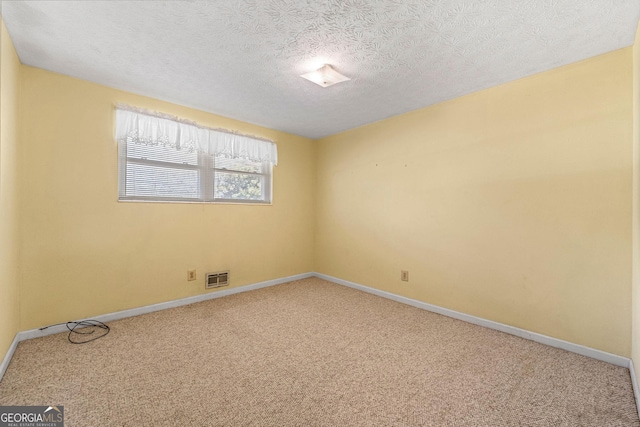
[39,320,110,344]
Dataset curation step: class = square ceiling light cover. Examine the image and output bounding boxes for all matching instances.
[301,65,350,88]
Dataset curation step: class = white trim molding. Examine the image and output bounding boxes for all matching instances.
[314,273,630,368]
[0,335,20,383]
[630,359,640,421]
[0,272,313,382]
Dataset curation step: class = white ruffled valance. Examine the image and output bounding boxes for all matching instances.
[115,106,278,165]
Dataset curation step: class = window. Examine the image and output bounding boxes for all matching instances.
[213,154,271,202]
[116,107,277,204]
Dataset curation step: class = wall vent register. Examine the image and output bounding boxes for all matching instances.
[206,271,229,289]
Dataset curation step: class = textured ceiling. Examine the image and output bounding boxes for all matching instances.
[3,0,640,139]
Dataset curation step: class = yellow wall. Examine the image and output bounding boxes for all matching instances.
[0,18,21,357]
[18,66,315,330]
[316,48,633,357]
[632,22,640,381]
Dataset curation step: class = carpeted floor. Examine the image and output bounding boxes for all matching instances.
[0,277,638,426]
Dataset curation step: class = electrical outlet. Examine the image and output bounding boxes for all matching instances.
[187,270,197,281]
[401,270,409,282]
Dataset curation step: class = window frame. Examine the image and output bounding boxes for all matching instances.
[117,142,273,205]
[212,158,273,204]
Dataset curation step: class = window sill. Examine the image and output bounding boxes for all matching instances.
[117,198,272,206]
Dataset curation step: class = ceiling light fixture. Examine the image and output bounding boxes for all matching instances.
[300,64,350,88]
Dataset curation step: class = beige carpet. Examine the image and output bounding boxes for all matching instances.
[0,277,638,426]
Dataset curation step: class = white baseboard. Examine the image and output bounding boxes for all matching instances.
[314,273,630,368]
[0,334,19,383]
[0,272,313,382]
[630,359,640,420]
